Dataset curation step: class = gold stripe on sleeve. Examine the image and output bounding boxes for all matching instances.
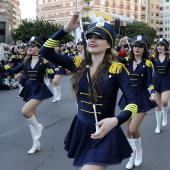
[123,104,138,119]
[47,69,54,74]
[44,38,60,48]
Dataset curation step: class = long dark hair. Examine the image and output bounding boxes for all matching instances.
[130,47,150,60]
[71,48,117,102]
[155,45,170,60]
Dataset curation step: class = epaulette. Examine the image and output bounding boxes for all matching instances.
[113,51,118,56]
[168,54,170,60]
[151,54,156,58]
[44,38,60,48]
[109,62,129,75]
[4,64,10,70]
[65,49,69,53]
[19,55,23,59]
[145,59,154,68]
[125,56,130,62]
[47,68,54,74]
[73,56,83,67]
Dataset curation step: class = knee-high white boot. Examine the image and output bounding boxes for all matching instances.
[18,84,23,97]
[155,111,162,134]
[56,86,61,101]
[126,138,136,169]
[27,115,44,140]
[28,125,40,154]
[162,106,168,126]
[135,137,142,166]
[52,86,58,103]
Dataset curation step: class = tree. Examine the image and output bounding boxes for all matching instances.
[123,21,156,48]
[11,19,74,44]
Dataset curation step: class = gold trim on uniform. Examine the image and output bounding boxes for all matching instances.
[88,26,114,46]
[109,62,130,75]
[81,109,101,114]
[123,104,138,119]
[4,65,10,70]
[125,56,130,61]
[73,56,83,67]
[148,85,154,92]
[44,38,60,48]
[47,68,54,74]
[81,100,103,106]
[130,79,138,81]
[29,79,36,80]
[145,59,154,68]
[80,92,102,98]
[28,71,38,72]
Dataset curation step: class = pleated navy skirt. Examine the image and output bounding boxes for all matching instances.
[118,89,157,112]
[64,115,132,168]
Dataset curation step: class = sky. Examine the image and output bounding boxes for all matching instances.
[19,0,36,19]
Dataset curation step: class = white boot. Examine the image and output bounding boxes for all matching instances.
[18,84,23,97]
[44,78,50,86]
[135,137,142,166]
[162,106,168,126]
[27,115,44,140]
[126,138,136,169]
[155,111,162,134]
[28,125,40,154]
[56,86,61,101]
[52,86,58,103]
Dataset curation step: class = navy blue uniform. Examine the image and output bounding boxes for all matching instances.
[118,57,157,112]
[150,54,170,93]
[39,28,138,167]
[1,59,53,102]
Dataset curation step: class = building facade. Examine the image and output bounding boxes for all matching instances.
[36,0,170,43]
[0,0,21,43]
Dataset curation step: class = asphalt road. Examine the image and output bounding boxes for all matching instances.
[0,75,170,170]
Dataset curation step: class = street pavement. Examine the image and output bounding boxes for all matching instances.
[0,75,170,170]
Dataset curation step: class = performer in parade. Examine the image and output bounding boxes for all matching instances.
[0,36,54,154]
[149,38,170,134]
[51,44,65,103]
[117,35,157,169]
[13,45,28,96]
[39,12,138,170]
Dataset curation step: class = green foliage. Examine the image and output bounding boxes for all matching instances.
[11,19,74,44]
[123,21,156,48]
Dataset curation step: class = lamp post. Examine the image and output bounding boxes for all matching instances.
[74,0,78,46]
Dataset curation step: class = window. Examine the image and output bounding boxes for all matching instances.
[159,28,163,31]
[70,2,73,7]
[156,20,159,24]
[38,0,43,4]
[70,11,73,15]
[56,5,59,9]
[159,20,163,24]
[160,13,163,18]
